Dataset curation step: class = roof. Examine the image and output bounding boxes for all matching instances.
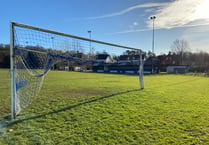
[167,66,188,69]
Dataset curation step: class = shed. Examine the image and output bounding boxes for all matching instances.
[167,66,188,74]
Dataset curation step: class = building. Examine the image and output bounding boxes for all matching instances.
[167,66,188,74]
[92,53,160,74]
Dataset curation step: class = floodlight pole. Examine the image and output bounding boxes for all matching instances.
[87,30,92,57]
[139,52,144,89]
[150,16,156,74]
[10,22,16,119]
[51,37,55,70]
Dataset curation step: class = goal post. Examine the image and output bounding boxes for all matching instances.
[10,22,145,119]
[10,22,16,119]
[139,53,144,89]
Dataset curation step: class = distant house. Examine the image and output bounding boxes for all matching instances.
[92,53,160,74]
[96,53,109,62]
[157,53,180,72]
[143,57,160,74]
[167,66,188,74]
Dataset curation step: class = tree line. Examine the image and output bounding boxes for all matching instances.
[0,44,10,68]
[158,39,209,72]
[1,40,209,72]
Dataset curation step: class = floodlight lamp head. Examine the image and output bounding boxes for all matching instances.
[150,16,156,20]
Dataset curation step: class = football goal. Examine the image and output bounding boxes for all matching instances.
[10,22,144,119]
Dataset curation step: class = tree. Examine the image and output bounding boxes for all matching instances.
[170,39,190,65]
[0,44,10,68]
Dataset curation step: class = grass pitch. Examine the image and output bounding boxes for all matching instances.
[1,69,209,144]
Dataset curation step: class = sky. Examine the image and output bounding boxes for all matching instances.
[1,0,209,55]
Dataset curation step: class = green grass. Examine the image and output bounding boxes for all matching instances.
[0,69,10,116]
[1,69,209,144]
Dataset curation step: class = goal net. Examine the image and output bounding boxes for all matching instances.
[10,22,144,119]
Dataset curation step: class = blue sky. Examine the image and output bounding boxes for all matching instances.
[1,0,209,55]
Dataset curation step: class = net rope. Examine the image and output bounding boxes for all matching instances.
[12,23,142,115]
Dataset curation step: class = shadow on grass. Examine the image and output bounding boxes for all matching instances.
[2,89,141,128]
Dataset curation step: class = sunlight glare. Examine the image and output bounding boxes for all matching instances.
[193,0,209,20]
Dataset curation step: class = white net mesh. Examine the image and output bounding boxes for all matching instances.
[12,22,142,116]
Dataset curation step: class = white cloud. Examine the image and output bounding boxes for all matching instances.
[181,21,209,52]
[147,0,209,29]
[109,28,152,35]
[133,22,138,26]
[144,8,156,13]
[128,22,139,31]
[110,18,209,34]
[87,2,169,19]
[104,0,209,41]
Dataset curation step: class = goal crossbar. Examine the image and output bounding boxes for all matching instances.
[11,22,140,51]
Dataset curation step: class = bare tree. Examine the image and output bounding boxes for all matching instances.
[170,39,190,65]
